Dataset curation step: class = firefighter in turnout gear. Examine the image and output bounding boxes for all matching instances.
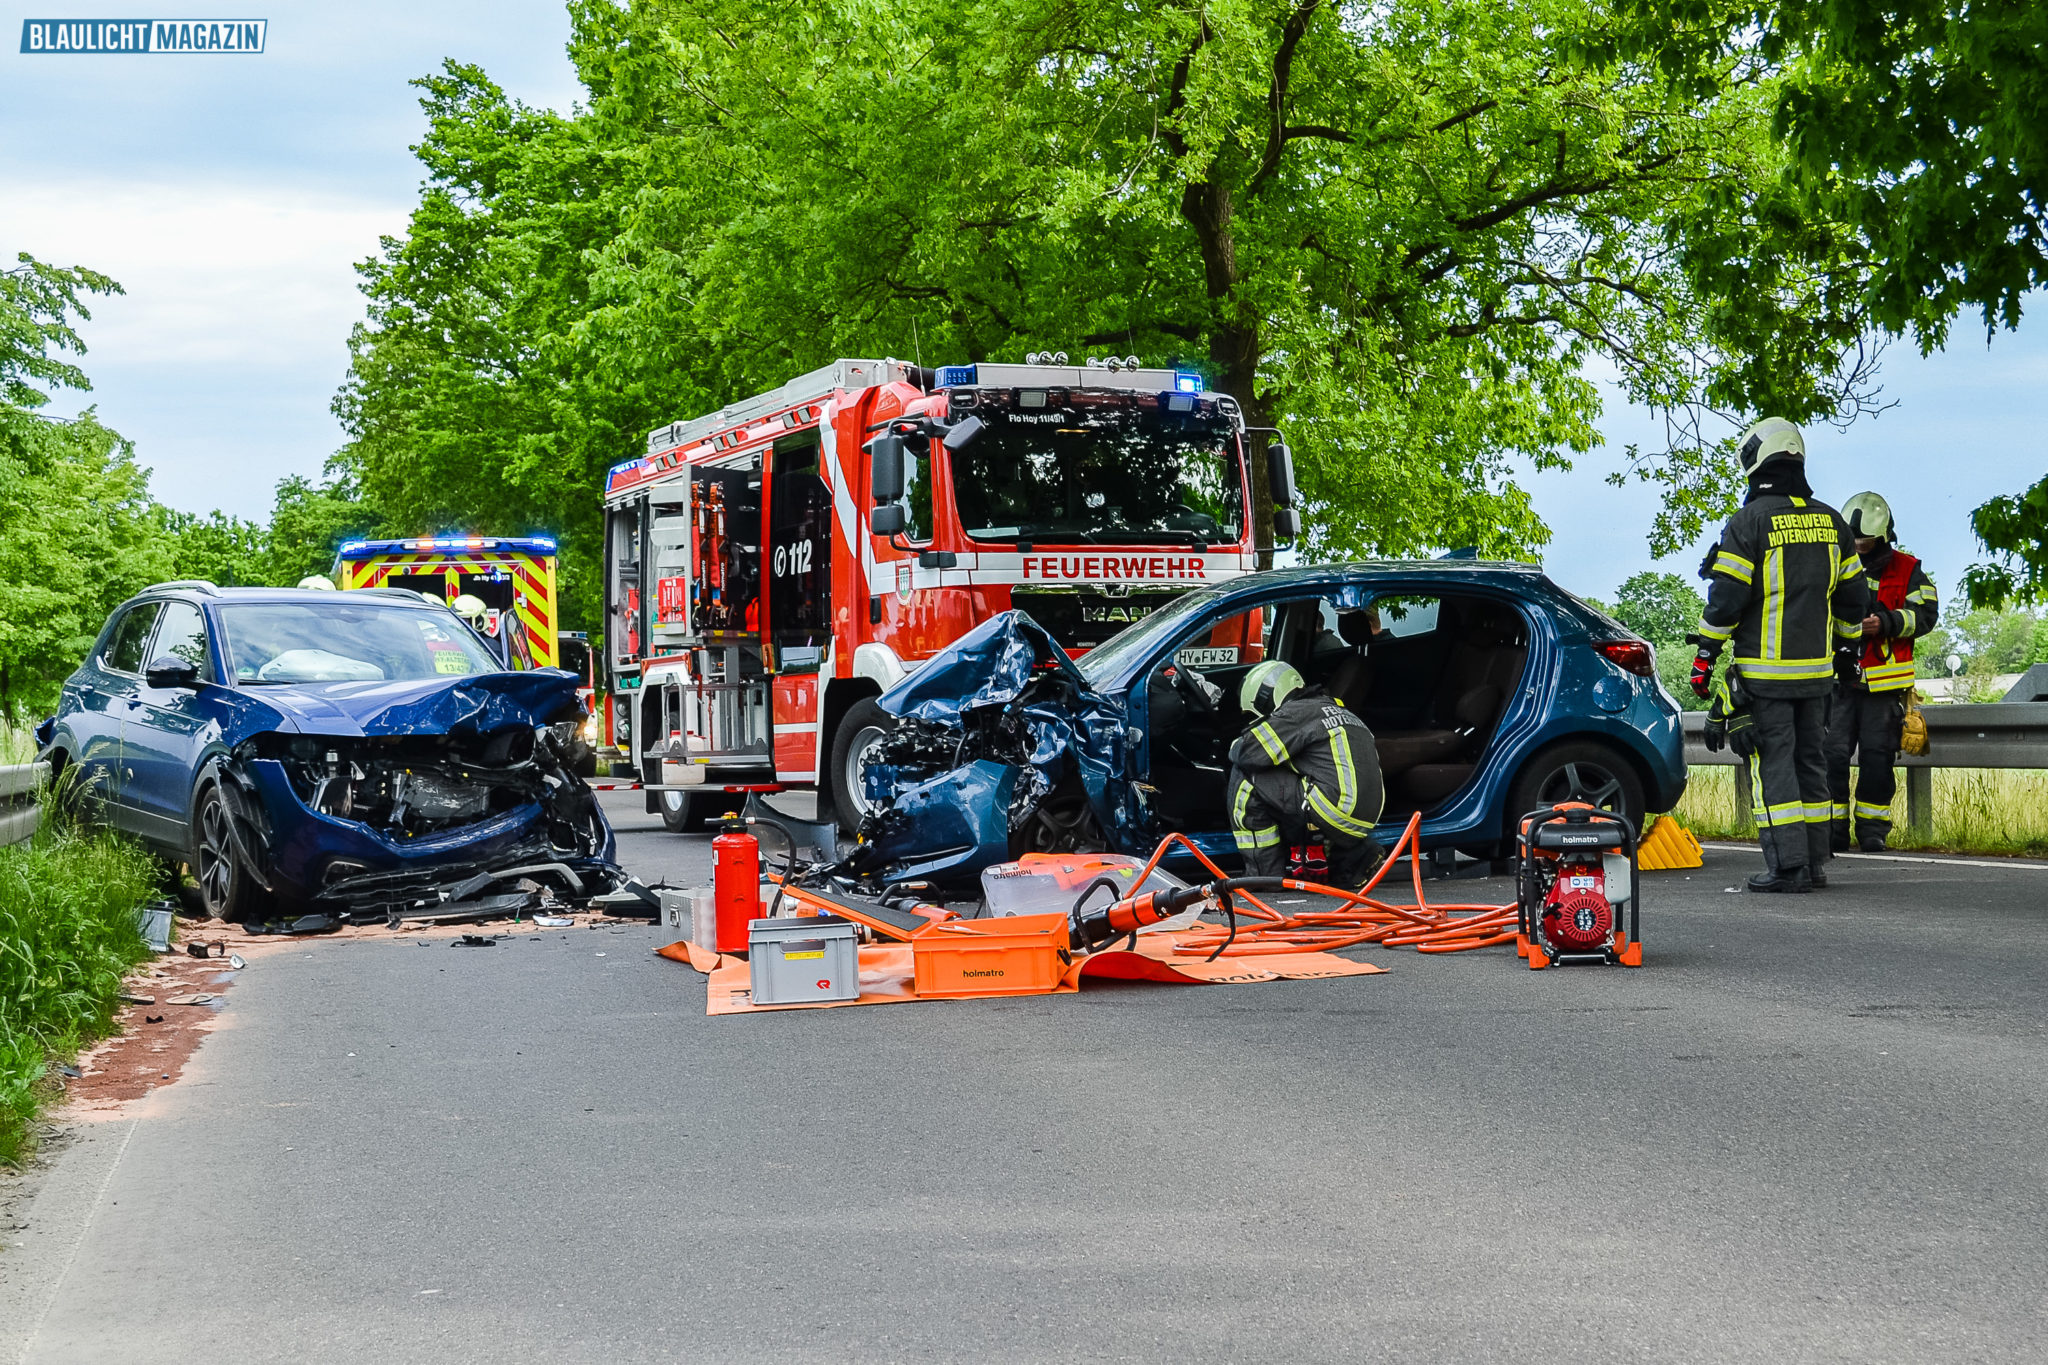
[1826,491,1939,852]
[1226,660,1387,888]
[1688,417,1869,893]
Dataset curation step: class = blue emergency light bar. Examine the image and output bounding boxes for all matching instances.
[335,536,559,559]
[935,364,977,388]
[1174,371,1203,394]
[605,456,651,492]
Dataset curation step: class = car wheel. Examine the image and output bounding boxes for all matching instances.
[1507,741,1646,834]
[658,787,712,833]
[193,783,269,922]
[827,698,895,834]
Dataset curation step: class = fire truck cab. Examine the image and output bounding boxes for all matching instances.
[601,356,1296,830]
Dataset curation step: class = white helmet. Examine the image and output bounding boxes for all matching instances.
[1733,417,1805,477]
[1841,490,1893,542]
[297,574,336,591]
[451,593,488,621]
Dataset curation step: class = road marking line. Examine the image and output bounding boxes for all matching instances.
[1701,842,2048,872]
[14,1117,140,1365]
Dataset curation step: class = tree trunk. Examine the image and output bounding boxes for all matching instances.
[1181,177,1276,569]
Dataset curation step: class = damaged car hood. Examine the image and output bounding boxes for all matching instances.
[879,611,1090,724]
[244,668,584,737]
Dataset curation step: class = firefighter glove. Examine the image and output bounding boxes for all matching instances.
[1689,649,1716,699]
[1703,714,1726,753]
[1725,707,1758,758]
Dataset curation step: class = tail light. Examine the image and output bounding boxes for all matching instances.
[1595,639,1654,677]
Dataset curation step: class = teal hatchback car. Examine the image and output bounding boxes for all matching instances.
[852,561,1688,888]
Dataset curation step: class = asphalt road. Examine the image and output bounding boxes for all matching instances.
[6,791,2048,1363]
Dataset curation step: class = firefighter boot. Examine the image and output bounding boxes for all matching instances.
[1241,844,1288,881]
[1746,826,1812,894]
[1805,821,1831,889]
[1326,835,1388,892]
[1829,818,1851,854]
[1856,817,1892,854]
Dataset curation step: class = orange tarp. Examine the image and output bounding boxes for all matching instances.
[657,931,1384,1016]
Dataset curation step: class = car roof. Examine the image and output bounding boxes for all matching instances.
[123,585,445,609]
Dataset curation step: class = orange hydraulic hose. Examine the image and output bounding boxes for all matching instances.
[1121,810,1533,960]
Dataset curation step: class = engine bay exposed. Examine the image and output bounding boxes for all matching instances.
[249,723,605,854]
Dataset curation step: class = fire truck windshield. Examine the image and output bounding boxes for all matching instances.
[949,396,1244,544]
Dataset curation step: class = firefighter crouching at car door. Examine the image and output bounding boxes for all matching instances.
[1227,661,1387,889]
[1688,417,1869,894]
[1827,491,1938,853]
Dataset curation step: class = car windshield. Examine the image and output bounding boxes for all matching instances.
[949,394,1244,544]
[1073,580,1239,687]
[217,602,502,685]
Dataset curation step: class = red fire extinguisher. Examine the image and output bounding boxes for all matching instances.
[712,817,760,955]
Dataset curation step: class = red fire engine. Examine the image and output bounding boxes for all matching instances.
[600,356,1297,831]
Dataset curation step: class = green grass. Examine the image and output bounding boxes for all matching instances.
[1675,765,2048,858]
[0,804,160,1166]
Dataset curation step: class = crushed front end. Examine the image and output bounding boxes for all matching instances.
[233,718,619,917]
[850,611,1131,892]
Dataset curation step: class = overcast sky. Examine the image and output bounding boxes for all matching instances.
[3,2,2042,605]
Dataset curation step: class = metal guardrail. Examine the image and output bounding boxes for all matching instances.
[0,761,48,848]
[1682,702,2048,838]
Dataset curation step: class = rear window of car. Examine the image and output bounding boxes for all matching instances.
[216,602,503,685]
[102,604,162,674]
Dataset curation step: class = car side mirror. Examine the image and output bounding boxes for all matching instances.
[870,434,906,505]
[871,503,907,536]
[145,655,200,689]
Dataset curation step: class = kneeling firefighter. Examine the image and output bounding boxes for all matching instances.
[1226,661,1387,887]
[1688,417,1868,892]
[1827,491,1939,852]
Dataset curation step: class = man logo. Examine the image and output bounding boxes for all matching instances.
[19,19,268,54]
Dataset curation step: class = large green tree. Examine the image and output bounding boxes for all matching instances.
[0,255,173,720]
[1608,0,2048,602]
[338,0,1881,615]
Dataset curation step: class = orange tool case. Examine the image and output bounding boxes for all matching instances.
[911,913,1073,998]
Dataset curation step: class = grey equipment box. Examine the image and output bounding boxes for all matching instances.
[748,915,860,1004]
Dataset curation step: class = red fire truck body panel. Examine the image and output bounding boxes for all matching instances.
[601,358,1268,821]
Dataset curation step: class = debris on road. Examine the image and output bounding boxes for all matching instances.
[164,994,218,1006]
[533,914,573,927]
[453,935,496,948]
[117,992,154,1006]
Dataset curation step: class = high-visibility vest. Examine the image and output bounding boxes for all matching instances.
[1859,550,1919,691]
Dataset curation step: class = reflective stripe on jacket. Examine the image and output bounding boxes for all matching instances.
[1856,547,1937,692]
[1694,493,1868,698]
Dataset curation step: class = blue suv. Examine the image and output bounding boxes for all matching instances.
[36,583,614,920]
[855,561,1688,887]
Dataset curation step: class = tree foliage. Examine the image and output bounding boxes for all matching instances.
[335,0,1885,622]
[1604,0,2048,603]
[1608,570,1705,646]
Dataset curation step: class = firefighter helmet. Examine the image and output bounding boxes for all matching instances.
[451,593,488,622]
[1239,660,1304,718]
[1733,417,1805,476]
[1842,490,1894,543]
[296,574,335,591]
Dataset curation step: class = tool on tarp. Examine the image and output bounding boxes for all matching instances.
[1513,803,1643,969]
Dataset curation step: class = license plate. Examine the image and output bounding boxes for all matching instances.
[1175,647,1239,668]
